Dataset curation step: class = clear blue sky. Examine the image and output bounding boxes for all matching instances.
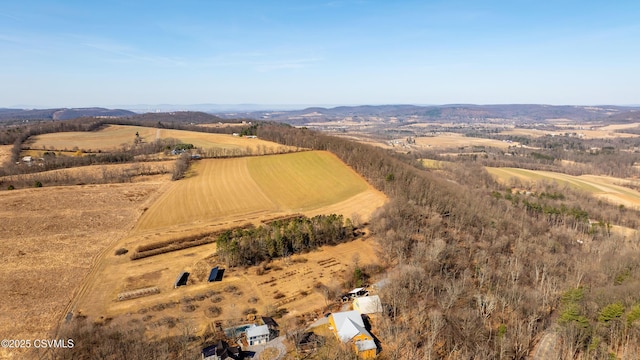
[1,0,639,108]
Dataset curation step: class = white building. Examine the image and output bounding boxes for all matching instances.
[246,324,270,346]
[353,295,383,314]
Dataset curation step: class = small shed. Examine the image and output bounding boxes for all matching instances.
[175,271,189,288]
[347,287,368,298]
[208,267,225,282]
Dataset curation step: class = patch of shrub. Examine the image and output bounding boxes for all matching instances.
[151,303,167,312]
[180,296,194,305]
[224,285,238,293]
[157,316,177,328]
[210,296,224,303]
[205,290,219,297]
[181,304,197,313]
[114,248,128,256]
[7,184,14,190]
[248,297,259,304]
[242,308,258,316]
[34,180,42,188]
[274,292,285,299]
[205,306,222,318]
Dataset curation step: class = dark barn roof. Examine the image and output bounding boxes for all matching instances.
[261,316,278,329]
[175,271,189,288]
[208,267,225,282]
[208,267,219,282]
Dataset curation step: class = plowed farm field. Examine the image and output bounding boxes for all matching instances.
[133,150,380,235]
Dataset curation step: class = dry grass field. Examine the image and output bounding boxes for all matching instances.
[75,235,380,341]
[500,128,640,139]
[0,161,173,188]
[25,124,294,153]
[0,145,12,165]
[598,122,640,131]
[0,182,164,358]
[486,167,640,209]
[133,151,380,237]
[70,151,385,340]
[414,133,515,149]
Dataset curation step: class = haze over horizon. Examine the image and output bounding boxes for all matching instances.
[1,1,639,108]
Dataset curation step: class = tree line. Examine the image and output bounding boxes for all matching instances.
[216,214,354,267]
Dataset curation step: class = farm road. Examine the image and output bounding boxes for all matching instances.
[530,331,560,360]
[247,335,286,360]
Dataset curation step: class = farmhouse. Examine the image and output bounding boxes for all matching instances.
[246,324,270,346]
[329,310,377,358]
[353,295,382,315]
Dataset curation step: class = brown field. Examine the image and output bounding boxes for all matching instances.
[133,151,382,238]
[0,182,164,358]
[75,235,380,341]
[414,133,515,149]
[598,122,640,131]
[0,145,12,165]
[68,150,386,340]
[486,167,640,209]
[500,128,640,139]
[0,161,173,189]
[1,145,386,355]
[196,122,249,128]
[25,124,295,153]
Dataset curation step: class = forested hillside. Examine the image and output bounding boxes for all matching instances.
[259,124,640,359]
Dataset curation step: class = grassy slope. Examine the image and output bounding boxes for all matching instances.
[25,124,290,152]
[247,151,368,210]
[486,167,640,208]
[134,151,375,233]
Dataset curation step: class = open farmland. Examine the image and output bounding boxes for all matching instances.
[74,236,380,341]
[25,124,295,153]
[70,150,385,339]
[0,161,173,189]
[413,132,516,149]
[0,145,11,165]
[133,150,381,237]
[500,128,640,139]
[486,167,640,209]
[0,182,163,359]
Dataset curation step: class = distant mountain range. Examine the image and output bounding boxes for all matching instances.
[231,104,640,124]
[0,107,135,122]
[2,104,640,125]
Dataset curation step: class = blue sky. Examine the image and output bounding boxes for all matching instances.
[1,0,639,108]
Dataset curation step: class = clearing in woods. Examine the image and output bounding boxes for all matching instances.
[25,124,294,153]
[486,167,640,209]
